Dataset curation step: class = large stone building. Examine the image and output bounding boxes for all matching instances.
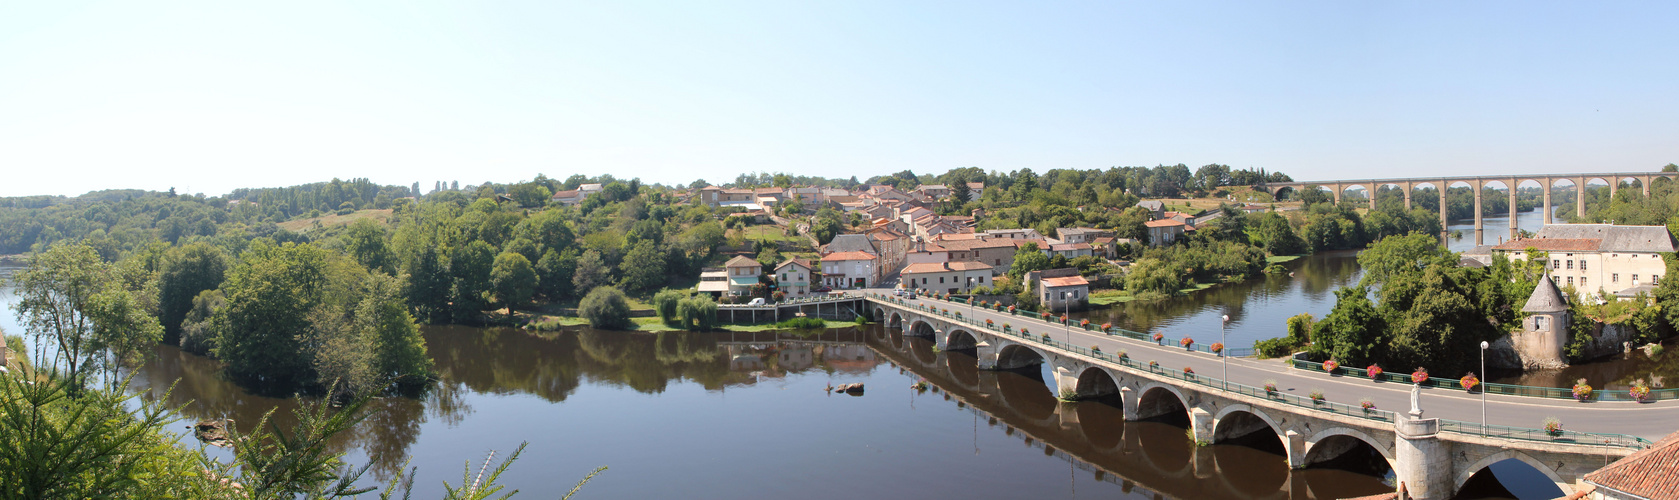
[820,251,878,289]
[1492,224,1676,299]
[774,258,814,299]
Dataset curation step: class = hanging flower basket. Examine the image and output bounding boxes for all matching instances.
[1367,364,1383,379]
[1322,359,1339,373]
[1041,311,1053,319]
[1116,350,1129,361]
[1210,342,1225,354]
[1360,398,1376,412]
[1020,328,1029,336]
[1090,345,1101,354]
[1572,378,1593,402]
[1263,380,1278,394]
[1309,389,1325,404]
[1059,314,1069,324]
[1543,417,1563,437]
[1180,337,1194,349]
[1007,305,1016,313]
[1152,333,1165,344]
[1100,323,1112,331]
[1149,360,1159,370]
[1411,368,1430,385]
[985,319,994,327]
[1079,319,1090,327]
[1460,373,1480,393]
[1183,366,1195,376]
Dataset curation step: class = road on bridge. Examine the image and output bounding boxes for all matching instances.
[869,290,1679,441]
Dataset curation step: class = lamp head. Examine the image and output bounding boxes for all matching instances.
[1480,341,1489,349]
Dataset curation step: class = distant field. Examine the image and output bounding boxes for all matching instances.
[278,209,394,231]
[735,225,803,243]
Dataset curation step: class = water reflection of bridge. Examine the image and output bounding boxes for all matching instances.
[863,326,1388,500]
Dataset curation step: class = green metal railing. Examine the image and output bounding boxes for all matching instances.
[866,294,1655,450]
[1287,354,1677,403]
[903,292,1257,357]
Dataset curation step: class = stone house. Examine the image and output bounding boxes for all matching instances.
[1028,268,1089,311]
[1145,219,1187,246]
[1055,227,1114,244]
[901,261,994,294]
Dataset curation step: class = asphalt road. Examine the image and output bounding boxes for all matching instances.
[875,291,1679,441]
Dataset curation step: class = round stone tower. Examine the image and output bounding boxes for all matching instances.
[1514,274,1570,369]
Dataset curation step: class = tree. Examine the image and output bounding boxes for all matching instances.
[344,218,396,275]
[579,286,632,330]
[677,295,718,331]
[214,241,331,393]
[653,289,684,325]
[1308,287,1386,365]
[1356,232,1453,295]
[449,240,496,324]
[1256,212,1306,255]
[537,249,577,301]
[617,240,667,293]
[508,181,553,207]
[810,209,845,245]
[12,244,163,389]
[490,251,538,309]
[156,242,228,345]
[1007,243,1052,281]
[407,246,452,324]
[356,273,434,392]
[572,250,610,295]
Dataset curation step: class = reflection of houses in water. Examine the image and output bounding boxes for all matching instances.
[778,347,814,371]
[819,344,878,374]
[730,352,766,372]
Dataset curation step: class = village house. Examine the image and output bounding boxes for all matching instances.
[774,258,814,298]
[981,228,1043,241]
[1027,268,1090,311]
[928,236,1018,274]
[550,189,585,205]
[866,227,912,276]
[914,184,951,200]
[1048,242,1094,259]
[901,261,994,294]
[723,255,763,296]
[1145,219,1187,246]
[697,267,730,296]
[820,251,878,289]
[1055,227,1114,245]
[1136,200,1166,220]
[577,183,604,197]
[697,186,758,207]
[1492,224,1677,299]
[965,182,985,201]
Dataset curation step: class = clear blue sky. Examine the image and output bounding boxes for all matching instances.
[1,1,1674,197]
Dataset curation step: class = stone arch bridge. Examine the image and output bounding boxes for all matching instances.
[869,297,1641,500]
[1259,172,1678,246]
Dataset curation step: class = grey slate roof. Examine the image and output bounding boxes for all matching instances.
[1523,274,1568,313]
[1528,224,1677,253]
[822,234,879,255]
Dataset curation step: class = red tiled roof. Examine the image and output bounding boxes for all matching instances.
[724,255,760,268]
[1042,276,1089,287]
[902,261,993,274]
[1583,430,1679,499]
[776,258,812,271]
[1492,238,1602,252]
[821,251,877,261]
[1145,219,1186,228]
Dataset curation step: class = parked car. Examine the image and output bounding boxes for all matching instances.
[813,286,832,293]
[747,297,766,306]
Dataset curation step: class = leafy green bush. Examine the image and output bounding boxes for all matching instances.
[579,286,632,330]
[1254,337,1299,359]
[652,289,684,325]
[775,317,827,330]
[676,295,718,331]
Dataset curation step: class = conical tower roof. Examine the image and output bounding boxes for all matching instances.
[1523,274,1568,313]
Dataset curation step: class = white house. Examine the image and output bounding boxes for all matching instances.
[820,251,878,289]
[901,261,994,294]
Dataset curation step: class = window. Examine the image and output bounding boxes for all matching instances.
[1567,260,1573,270]
[1633,274,1640,284]
[1535,316,1546,330]
[1581,277,1587,287]
[979,276,986,283]
[1656,275,1663,285]
[1568,277,1574,286]
[939,277,945,284]
[995,259,1002,265]
[1580,260,1587,271]
[1552,259,1560,269]
[1614,273,1620,283]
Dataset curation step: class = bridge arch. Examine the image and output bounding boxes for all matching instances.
[945,329,978,350]
[1134,382,1192,423]
[1072,366,1121,400]
[1453,450,1569,495]
[907,319,936,338]
[1303,427,1395,469]
[1271,186,1296,201]
[995,343,1049,371]
[871,306,887,324]
[887,311,904,329]
[1211,404,1285,445]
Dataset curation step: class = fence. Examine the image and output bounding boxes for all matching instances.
[867,294,1654,450]
[1287,354,1679,403]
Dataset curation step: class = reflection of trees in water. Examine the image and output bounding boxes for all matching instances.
[1075,251,1362,331]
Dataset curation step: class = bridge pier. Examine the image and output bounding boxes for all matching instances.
[1284,430,1306,469]
[1190,407,1214,444]
[1395,414,1451,500]
[1056,400,1080,431]
[1053,365,1078,399]
[1119,386,1138,421]
[1577,176,1587,219]
[1543,180,1553,225]
[1473,180,1484,246]
[975,341,998,370]
[1508,177,1518,241]
[1438,180,1449,245]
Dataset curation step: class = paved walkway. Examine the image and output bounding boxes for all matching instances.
[877,291,1679,441]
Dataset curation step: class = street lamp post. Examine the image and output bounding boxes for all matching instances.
[1480,340,1489,431]
[1221,314,1230,391]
